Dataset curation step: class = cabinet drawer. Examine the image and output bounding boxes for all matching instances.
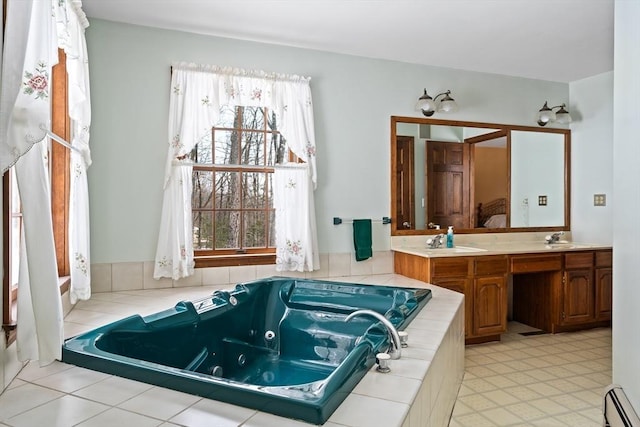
[429,257,471,278]
[565,252,594,269]
[510,254,562,273]
[596,250,612,268]
[475,256,509,276]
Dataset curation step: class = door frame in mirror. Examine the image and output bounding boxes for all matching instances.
[390,116,571,236]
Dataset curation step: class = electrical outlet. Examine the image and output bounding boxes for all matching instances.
[594,194,606,206]
[538,195,548,206]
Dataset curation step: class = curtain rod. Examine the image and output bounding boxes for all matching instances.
[169,62,311,82]
[333,217,392,225]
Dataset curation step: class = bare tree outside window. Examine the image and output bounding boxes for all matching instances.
[191,106,287,257]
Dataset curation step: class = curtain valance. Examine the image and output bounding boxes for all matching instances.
[165,62,317,187]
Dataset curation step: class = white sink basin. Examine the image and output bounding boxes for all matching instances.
[425,246,488,254]
[546,242,594,250]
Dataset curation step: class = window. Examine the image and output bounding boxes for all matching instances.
[2,49,70,344]
[2,169,21,341]
[191,106,295,267]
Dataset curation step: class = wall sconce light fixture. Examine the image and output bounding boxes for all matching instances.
[416,89,458,117]
[536,101,572,126]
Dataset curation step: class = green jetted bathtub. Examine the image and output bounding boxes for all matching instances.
[62,277,431,424]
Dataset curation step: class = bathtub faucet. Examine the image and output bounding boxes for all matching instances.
[344,309,402,359]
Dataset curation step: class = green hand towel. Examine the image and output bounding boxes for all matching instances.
[353,219,373,261]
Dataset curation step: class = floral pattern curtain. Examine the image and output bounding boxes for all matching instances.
[0,0,63,364]
[56,0,92,303]
[154,63,318,279]
[0,0,91,364]
[273,165,319,271]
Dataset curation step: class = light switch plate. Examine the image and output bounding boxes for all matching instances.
[538,195,547,206]
[594,194,606,206]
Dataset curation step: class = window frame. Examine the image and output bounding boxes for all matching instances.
[193,106,295,268]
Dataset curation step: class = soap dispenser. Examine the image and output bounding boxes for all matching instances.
[446,226,454,248]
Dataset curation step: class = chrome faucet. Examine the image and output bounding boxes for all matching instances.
[426,234,445,249]
[344,309,402,359]
[545,232,564,244]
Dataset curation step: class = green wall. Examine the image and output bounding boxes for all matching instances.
[86,19,568,263]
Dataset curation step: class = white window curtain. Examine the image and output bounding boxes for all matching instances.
[154,62,318,279]
[0,0,91,365]
[57,0,92,303]
[273,164,319,271]
[0,0,63,365]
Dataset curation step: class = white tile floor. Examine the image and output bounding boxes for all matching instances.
[0,283,611,427]
[449,323,611,427]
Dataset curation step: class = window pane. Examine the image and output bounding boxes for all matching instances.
[214,130,239,164]
[191,140,212,164]
[217,105,238,128]
[243,211,266,248]
[269,209,276,248]
[242,172,267,209]
[266,173,273,209]
[193,211,213,250]
[11,217,21,286]
[266,132,284,166]
[192,171,213,209]
[242,107,265,130]
[240,132,265,165]
[215,171,241,210]
[215,211,240,249]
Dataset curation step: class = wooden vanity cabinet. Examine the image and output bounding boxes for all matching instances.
[561,252,595,325]
[473,256,509,338]
[557,249,612,331]
[394,248,611,342]
[394,253,508,343]
[595,250,613,321]
[426,257,474,338]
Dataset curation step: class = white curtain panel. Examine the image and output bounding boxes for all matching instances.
[0,0,63,364]
[154,63,318,279]
[15,144,63,364]
[57,0,92,303]
[273,165,319,272]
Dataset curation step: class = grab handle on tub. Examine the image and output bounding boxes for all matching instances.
[184,347,209,372]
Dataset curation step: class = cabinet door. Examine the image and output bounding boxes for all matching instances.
[473,275,507,336]
[596,267,612,321]
[562,269,594,324]
[432,278,473,337]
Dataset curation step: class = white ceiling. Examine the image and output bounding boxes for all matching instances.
[80,0,614,83]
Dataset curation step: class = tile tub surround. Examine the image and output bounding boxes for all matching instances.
[91,251,395,293]
[2,274,464,427]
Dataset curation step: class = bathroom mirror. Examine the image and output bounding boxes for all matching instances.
[391,116,570,235]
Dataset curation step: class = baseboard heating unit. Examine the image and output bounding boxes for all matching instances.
[604,384,640,427]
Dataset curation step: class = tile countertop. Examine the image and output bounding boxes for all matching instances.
[390,232,612,258]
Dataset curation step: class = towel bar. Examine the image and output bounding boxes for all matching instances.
[333,217,391,225]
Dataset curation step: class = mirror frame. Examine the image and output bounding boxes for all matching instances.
[390,116,571,236]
